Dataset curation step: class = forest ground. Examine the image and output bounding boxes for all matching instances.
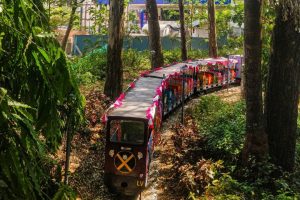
[56,86,241,200]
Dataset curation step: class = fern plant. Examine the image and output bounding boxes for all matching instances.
[0,0,84,199]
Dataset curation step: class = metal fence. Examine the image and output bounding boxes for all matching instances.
[72,35,223,55]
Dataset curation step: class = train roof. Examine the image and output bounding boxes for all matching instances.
[106,57,236,121]
[108,77,162,119]
[146,62,187,78]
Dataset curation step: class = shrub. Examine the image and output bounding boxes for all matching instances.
[163,49,209,63]
[122,49,150,80]
[71,48,107,85]
[204,173,249,200]
[72,49,151,85]
[53,184,76,200]
[193,95,246,160]
[188,49,209,60]
[163,49,181,63]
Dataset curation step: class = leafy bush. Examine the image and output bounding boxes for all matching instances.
[163,49,181,63]
[203,160,300,200]
[204,173,249,200]
[188,49,209,60]
[72,48,151,85]
[53,184,76,200]
[193,96,246,160]
[163,49,209,63]
[122,49,150,80]
[71,47,107,85]
[0,1,84,199]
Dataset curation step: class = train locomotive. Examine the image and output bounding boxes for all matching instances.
[102,56,243,196]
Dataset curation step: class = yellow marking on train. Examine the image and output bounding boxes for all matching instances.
[116,154,134,172]
[137,180,144,187]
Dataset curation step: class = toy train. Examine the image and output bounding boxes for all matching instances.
[102,55,243,196]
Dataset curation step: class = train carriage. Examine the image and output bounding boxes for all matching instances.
[103,56,241,196]
[103,77,163,196]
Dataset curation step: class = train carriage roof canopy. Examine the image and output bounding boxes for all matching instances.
[98,0,231,5]
[107,57,236,120]
[108,77,162,119]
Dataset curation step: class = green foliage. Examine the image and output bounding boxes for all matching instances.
[163,48,209,63]
[125,11,140,34]
[122,49,150,80]
[0,0,84,199]
[216,2,244,54]
[201,150,300,199]
[204,173,247,199]
[261,3,276,90]
[192,96,300,199]
[193,96,245,160]
[188,49,209,59]
[88,4,109,35]
[163,49,181,63]
[231,2,244,27]
[71,46,108,85]
[219,36,243,55]
[50,6,72,29]
[71,48,151,85]
[216,7,232,38]
[53,184,76,200]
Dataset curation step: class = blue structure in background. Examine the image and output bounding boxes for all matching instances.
[97,0,231,4]
[140,10,146,28]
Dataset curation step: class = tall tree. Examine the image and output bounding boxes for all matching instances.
[61,0,84,51]
[242,0,268,162]
[265,0,300,171]
[104,0,125,100]
[179,0,187,61]
[207,0,217,58]
[146,0,164,69]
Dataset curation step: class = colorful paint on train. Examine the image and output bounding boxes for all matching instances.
[102,56,243,196]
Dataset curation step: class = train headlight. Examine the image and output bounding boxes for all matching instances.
[137,152,143,160]
[109,150,114,157]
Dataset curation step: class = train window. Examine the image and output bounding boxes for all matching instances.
[110,120,145,145]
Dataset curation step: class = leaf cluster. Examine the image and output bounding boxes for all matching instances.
[193,95,246,161]
[0,0,84,199]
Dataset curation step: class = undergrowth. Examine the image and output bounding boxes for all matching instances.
[175,95,300,200]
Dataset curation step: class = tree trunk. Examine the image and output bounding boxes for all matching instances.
[207,0,217,58]
[104,0,124,100]
[242,0,268,163]
[265,3,300,171]
[146,0,164,69]
[179,0,187,61]
[62,2,77,51]
[240,61,246,99]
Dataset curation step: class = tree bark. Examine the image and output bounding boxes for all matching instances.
[242,0,268,163]
[146,0,164,69]
[179,0,187,61]
[104,0,124,100]
[207,0,217,58]
[62,1,78,51]
[265,3,300,171]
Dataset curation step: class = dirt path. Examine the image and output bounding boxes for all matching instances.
[62,86,241,200]
[141,118,180,200]
[141,86,242,200]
